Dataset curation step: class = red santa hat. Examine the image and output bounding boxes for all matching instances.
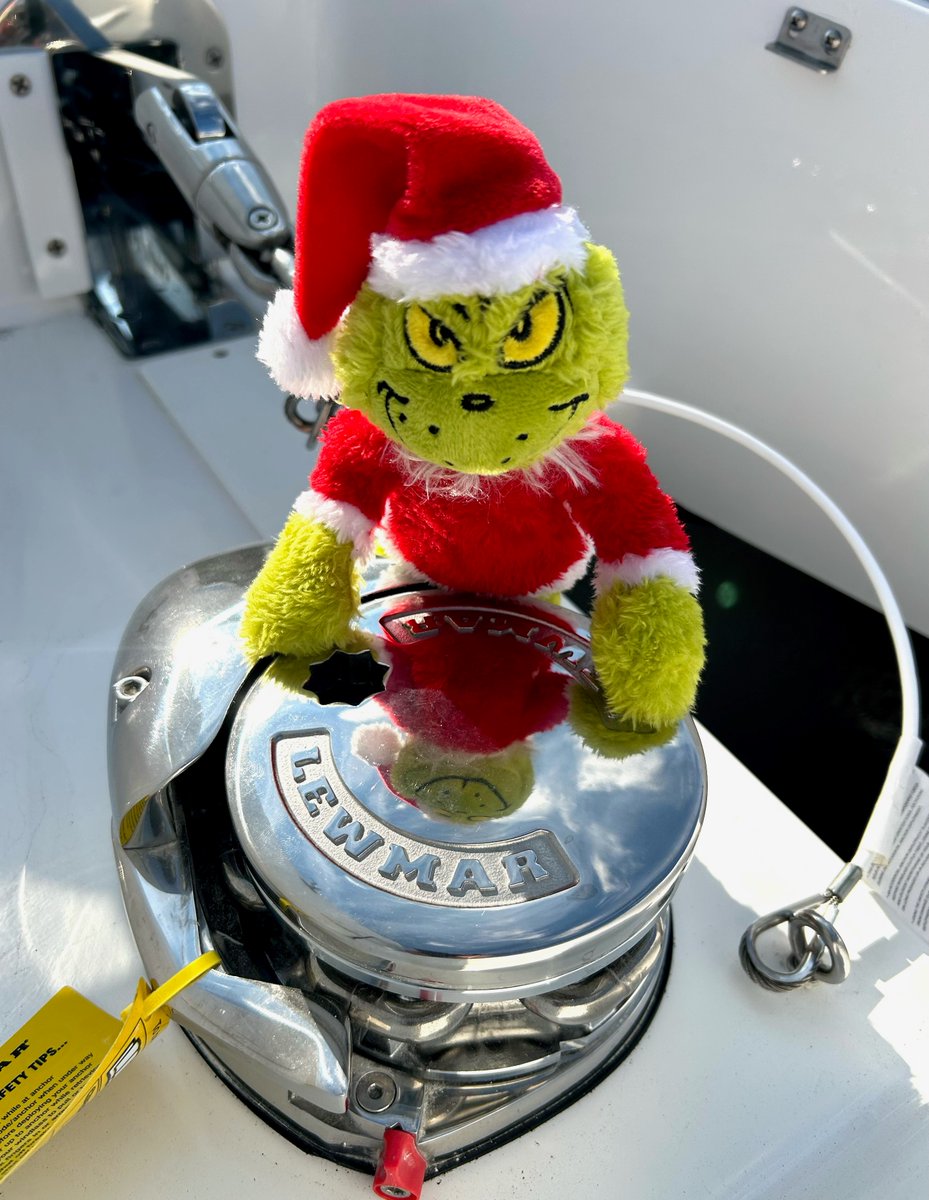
[258,93,590,398]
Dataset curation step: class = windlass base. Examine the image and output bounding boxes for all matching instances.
[109,548,706,1181]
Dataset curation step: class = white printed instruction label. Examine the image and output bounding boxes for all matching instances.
[865,766,929,942]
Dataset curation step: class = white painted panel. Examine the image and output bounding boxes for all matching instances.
[137,336,319,539]
[216,0,929,635]
[0,50,91,300]
[0,91,70,328]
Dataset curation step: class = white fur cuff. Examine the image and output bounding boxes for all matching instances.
[293,489,375,556]
[257,290,340,398]
[596,549,701,595]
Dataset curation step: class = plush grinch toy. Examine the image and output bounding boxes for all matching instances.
[242,94,705,733]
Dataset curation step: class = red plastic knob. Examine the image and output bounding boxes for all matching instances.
[373,1128,427,1199]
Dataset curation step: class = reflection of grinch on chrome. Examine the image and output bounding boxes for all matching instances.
[106,1038,141,1084]
[353,598,675,824]
[354,597,571,822]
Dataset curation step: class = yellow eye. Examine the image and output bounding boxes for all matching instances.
[502,290,565,368]
[404,305,460,371]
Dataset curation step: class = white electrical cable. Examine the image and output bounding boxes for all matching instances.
[621,387,923,868]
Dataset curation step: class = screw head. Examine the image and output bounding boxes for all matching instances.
[354,1070,397,1114]
[247,206,277,231]
[46,239,67,258]
[823,28,843,52]
[788,8,808,31]
[205,46,224,69]
[9,74,31,97]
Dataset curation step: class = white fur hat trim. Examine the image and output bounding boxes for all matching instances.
[368,206,590,302]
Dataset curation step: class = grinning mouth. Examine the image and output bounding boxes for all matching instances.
[415,775,505,800]
[548,392,590,417]
[378,380,592,468]
[377,379,410,435]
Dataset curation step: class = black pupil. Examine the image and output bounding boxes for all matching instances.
[429,318,450,348]
[512,312,532,343]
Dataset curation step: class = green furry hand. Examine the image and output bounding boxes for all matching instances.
[240,512,359,662]
[590,576,706,728]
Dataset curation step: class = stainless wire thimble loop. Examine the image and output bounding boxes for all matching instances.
[739,865,861,991]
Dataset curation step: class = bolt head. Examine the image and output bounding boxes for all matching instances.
[354,1071,397,1113]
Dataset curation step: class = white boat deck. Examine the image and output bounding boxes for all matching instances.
[1,312,926,1199]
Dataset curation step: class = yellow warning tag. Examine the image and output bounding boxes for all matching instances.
[0,950,220,1185]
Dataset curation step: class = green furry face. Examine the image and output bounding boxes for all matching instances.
[333,244,629,474]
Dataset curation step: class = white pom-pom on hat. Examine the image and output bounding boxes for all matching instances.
[257,290,340,399]
[351,723,404,767]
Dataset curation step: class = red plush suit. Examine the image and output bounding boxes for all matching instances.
[298,408,697,599]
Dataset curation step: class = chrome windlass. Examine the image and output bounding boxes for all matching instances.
[109,548,706,1186]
